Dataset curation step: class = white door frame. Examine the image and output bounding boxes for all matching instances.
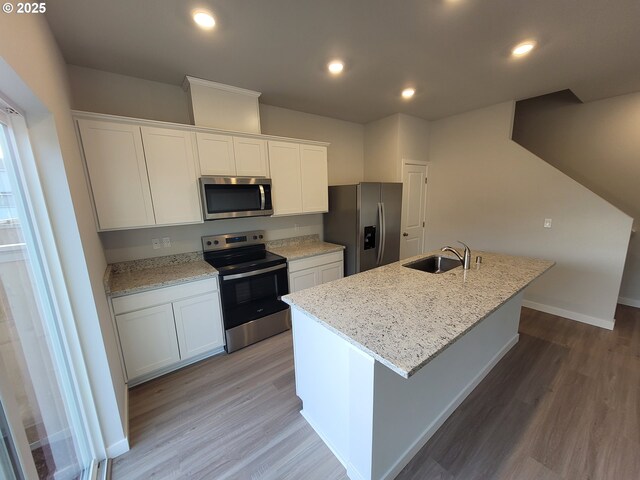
[400,158,430,257]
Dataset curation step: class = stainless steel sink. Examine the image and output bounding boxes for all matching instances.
[403,255,461,274]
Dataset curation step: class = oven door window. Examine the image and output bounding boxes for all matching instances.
[220,268,288,329]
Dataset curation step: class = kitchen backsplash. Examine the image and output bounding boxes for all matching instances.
[99,213,323,263]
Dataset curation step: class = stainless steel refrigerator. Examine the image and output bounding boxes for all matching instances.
[323,183,402,276]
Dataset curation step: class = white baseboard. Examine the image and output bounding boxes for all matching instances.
[106,437,129,458]
[380,334,520,480]
[618,296,640,308]
[522,300,615,330]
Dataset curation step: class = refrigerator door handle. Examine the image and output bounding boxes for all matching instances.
[377,202,386,266]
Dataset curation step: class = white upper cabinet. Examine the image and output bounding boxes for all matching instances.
[233,137,269,177]
[141,127,202,225]
[300,145,328,213]
[196,133,268,178]
[78,119,155,230]
[76,112,329,228]
[268,141,303,215]
[269,141,328,216]
[195,132,236,176]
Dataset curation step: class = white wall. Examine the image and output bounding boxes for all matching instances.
[363,113,429,182]
[67,65,190,124]
[0,16,127,455]
[101,214,322,263]
[259,104,364,185]
[67,66,366,187]
[426,101,632,328]
[620,233,640,307]
[513,90,640,305]
[364,114,400,182]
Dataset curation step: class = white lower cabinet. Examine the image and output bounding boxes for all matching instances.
[116,304,181,380]
[173,293,224,360]
[289,268,319,293]
[288,251,344,293]
[112,278,224,385]
[319,261,343,284]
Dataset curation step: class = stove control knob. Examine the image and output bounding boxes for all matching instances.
[259,234,264,239]
[253,235,258,240]
[206,241,212,246]
[213,240,219,245]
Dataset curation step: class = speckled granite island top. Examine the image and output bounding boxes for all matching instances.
[104,252,217,297]
[283,251,553,378]
[266,234,344,261]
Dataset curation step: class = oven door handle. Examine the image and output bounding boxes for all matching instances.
[221,263,286,281]
[259,185,266,210]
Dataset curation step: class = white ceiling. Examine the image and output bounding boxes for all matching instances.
[45,0,640,124]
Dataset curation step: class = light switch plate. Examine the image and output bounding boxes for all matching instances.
[152,238,161,249]
[162,237,171,248]
[544,218,552,228]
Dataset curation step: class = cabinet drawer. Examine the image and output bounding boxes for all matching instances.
[288,251,344,273]
[112,277,218,315]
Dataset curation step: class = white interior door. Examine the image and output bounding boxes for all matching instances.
[400,162,427,259]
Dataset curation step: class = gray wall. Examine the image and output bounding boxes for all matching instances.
[363,113,430,182]
[426,101,632,327]
[0,16,127,454]
[513,90,640,306]
[67,65,365,186]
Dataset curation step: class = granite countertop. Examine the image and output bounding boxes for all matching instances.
[104,252,217,297]
[282,251,554,379]
[266,234,345,261]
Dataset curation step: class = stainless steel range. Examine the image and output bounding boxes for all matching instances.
[202,230,290,353]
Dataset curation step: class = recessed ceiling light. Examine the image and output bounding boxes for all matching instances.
[511,41,536,57]
[193,10,216,30]
[328,61,344,75]
[402,88,416,99]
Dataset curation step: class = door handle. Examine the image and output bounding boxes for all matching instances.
[376,202,384,266]
[258,185,266,210]
[403,232,409,237]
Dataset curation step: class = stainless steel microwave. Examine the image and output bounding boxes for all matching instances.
[200,176,273,220]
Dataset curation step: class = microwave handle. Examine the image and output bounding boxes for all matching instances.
[259,185,266,210]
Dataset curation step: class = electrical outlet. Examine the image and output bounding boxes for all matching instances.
[152,238,161,249]
[162,237,171,248]
[544,218,552,229]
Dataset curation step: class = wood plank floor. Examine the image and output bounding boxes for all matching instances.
[112,305,640,479]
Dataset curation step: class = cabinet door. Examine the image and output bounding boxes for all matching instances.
[289,268,318,293]
[173,293,225,360]
[196,133,236,176]
[300,145,329,213]
[115,304,180,381]
[318,261,344,285]
[268,141,302,215]
[142,127,202,225]
[78,119,155,230]
[233,137,269,177]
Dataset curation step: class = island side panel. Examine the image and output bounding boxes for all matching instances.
[291,306,377,479]
[370,292,523,480]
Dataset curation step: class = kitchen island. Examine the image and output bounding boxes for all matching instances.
[282,251,553,480]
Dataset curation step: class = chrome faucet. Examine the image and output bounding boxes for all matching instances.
[441,241,472,270]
